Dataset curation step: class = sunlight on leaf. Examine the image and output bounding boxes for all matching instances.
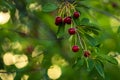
[29,2,42,11]
[51,54,68,67]
[2,38,11,51]
[115,55,120,67]
[21,75,29,80]
[11,41,22,51]
[110,17,120,32]
[32,45,44,57]
[0,70,16,80]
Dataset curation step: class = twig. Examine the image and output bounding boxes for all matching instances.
[76,31,84,50]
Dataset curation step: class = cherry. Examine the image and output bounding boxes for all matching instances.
[111,2,118,8]
[26,45,34,53]
[55,16,63,25]
[68,28,76,35]
[84,50,90,57]
[64,17,71,24]
[73,11,80,18]
[72,45,79,52]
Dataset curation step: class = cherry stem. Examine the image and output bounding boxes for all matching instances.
[58,5,66,17]
[58,1,76,17]
[65,4,69,16]
[76,28,88,50]
[81,37,87,50]
[85,58,89,71]
[74,34,77,45]
[69,2,76,11]
[76,31,84,50]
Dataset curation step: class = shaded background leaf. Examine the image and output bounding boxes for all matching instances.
[42,3,58,12]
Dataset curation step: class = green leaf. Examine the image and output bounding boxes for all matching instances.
[117,26,120,33]
[73,17,81,26]
[88,24,100,30]
[86,58,94,71]
[73,57,84,70]
[95,61,105,79]
[83,26,100,35]
[28,70,42,80]
[79,18,100,35]
[42,3,58,12]
[80,18,89,25]
[76,58,84,67]
[84,33,97,46]
[106,56,118,65]
[57,25,65,38]
[90,29,99,35]
[86,24,100,34]
[99,55,118,65]
[0,58,4,69]
[69,35,76,46]
[14,72,23,80]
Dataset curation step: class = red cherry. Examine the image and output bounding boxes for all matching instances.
[64,17,71,24]
[84,50,90,57]
[68,28,76,35]
[111,2,118,8]
[73,12,80,18]
[26,45,34,53]
[55,16,63,25]
[72,45,79,52]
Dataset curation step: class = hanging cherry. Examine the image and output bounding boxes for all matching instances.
[72,45,80,52]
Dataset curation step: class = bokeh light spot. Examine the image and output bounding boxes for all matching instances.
[0,11,10,24]
[14,54,28,69]
[3,52,14,66]
[47,65,62,80]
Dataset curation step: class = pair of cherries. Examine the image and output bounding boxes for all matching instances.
[55,11,80,25]
[72,46,90,57]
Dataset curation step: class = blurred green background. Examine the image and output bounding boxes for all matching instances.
[0,0,120,80]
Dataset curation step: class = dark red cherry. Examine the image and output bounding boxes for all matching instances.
[55,16,63,25]
[73,12,80,18]
[68,28,76,35]
[26,45,34,53]
[64,17,72,24]
[84,50,90,57]
[72,45,79,52]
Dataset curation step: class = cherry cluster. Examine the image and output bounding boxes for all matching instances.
[55,11,90,57]
[55,11,79,25]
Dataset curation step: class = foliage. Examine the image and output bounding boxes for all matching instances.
[0,0,120,80]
